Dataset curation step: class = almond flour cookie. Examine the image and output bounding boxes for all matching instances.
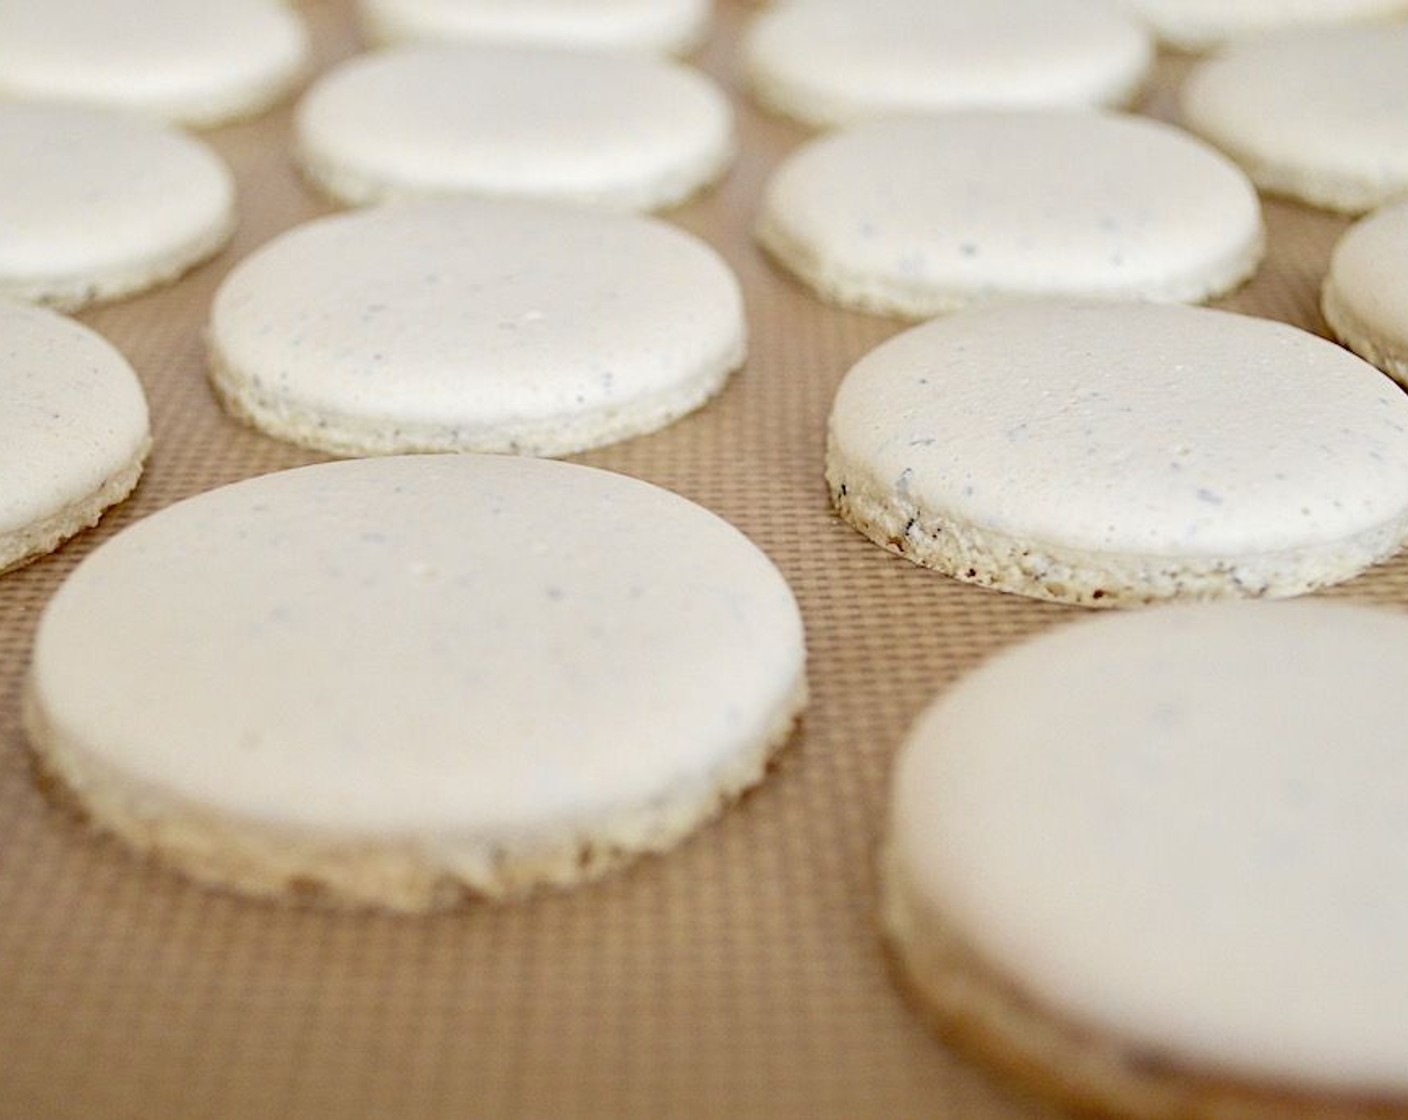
[357,0,710,54]
[827,300,1408,605]
[294,44,733,211]
[25,454,808,911]
[1181,25,1408,214]
[0,301,150,575]
[0,0,308,126]
[743,0,1153,129]
[883,600,1408,1119]
[0,102,235,311]
[207,198,744,457]
[756,111,1262,318]
[1323,201,1408,387]
[1118,0,1408,51]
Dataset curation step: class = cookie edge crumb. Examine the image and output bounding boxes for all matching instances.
[205,323,744,459]
[825,437,1408,605]
[23,671,807,912]
[878,841,1403,1120]
[0,438,149,576]
[754,190,1263,320]
[1323,278,1408,391]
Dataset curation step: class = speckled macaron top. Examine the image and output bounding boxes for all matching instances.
[26,454,807,908]
[0,0,308,125]
[827,299,1408,603]
[1181,24,1408,213]
[756,111,1262,318]
[0,299,150,573]
[294,44,733,211]
[357,0,711,54]
[743,0,1153,128]
[208,197,745,457]
[0,101,235,310]
[886,600,1408,1098]
[1323,200,1408,386]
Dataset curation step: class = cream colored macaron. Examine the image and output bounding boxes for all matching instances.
[743,0,1153,129]
[357,0,711,54]
[756,111,1262,318]
[208,197,744,457]
[1181,25,1408,214]
[1323,201,1408,387]
[884,599,1408,1118]
[827,300,1408,605]
[0,102,235,310]
[1118,0,1408,51]
[25,454,807,910]
[294,44,733,211]
[0,0,309,126]
[0,300,150,575]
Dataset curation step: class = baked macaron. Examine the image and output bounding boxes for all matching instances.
[1120,0,1408,52]
[743,0,1152,128]
[884,599,1408,1117]
[357,0,711,54]
[0,300,150,574]
[26,455,807,910]
[756,111,1262,318]
[1323,200,1408,387]
[827,299,1408,604]
[208,198,744,457]
[0,102,235,310]
[1181,25,1408,213]
[294,44,732,211]
[0,0,308,126]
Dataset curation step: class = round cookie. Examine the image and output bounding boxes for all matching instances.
[0,102,235,311]
[1323,201,1408,387]
[294,44,733,211]
[755,111,1262,318]
[743,0,1153,130]
[25,455,807,911]
[826,299,1408,605]
[208,198,744,457]
[0,301,150,575]
[1118,0,1408,51]
[1180,25,1408,214]
[883,599,1408,1118]
[357,0,711,54]
[0,0,309,126]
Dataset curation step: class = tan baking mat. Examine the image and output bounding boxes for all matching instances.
[2,4,1403,1118]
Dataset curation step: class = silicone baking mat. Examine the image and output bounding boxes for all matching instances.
[1,4,1399,1117]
